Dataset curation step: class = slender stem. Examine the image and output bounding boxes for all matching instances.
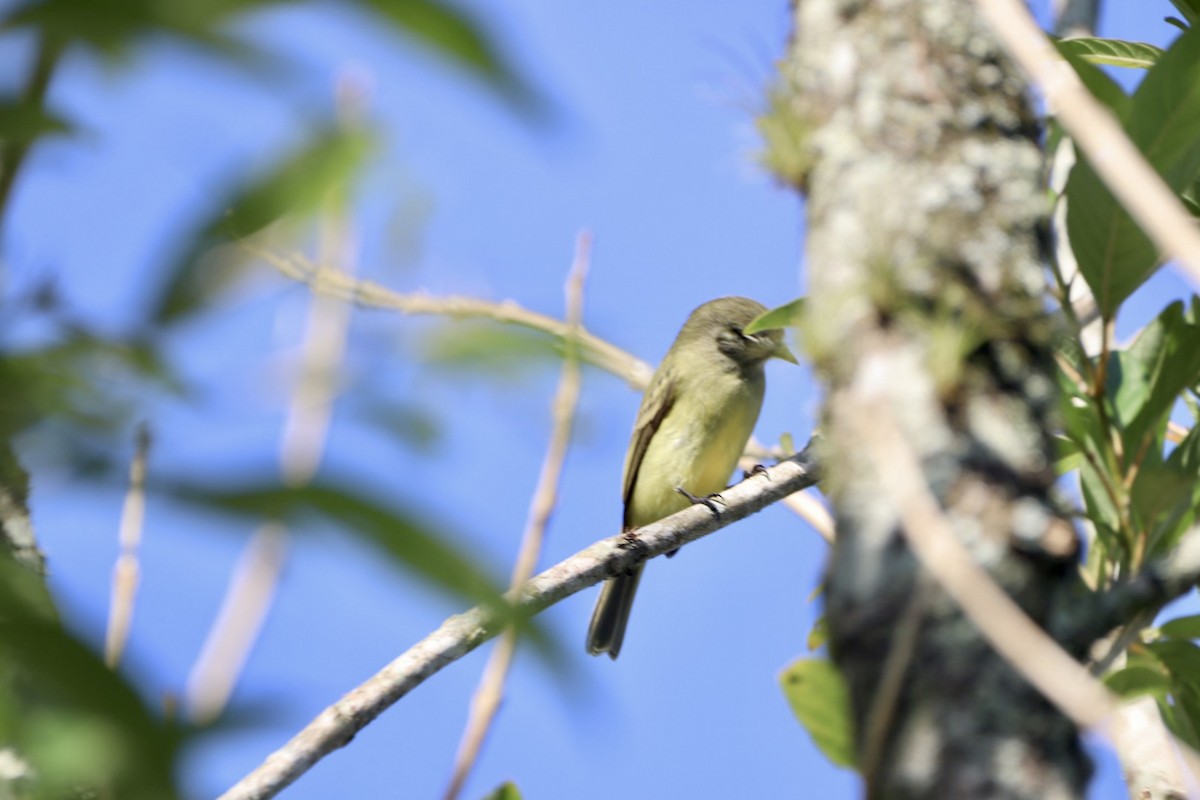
[0,36,63,228]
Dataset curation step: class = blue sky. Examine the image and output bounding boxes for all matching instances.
[3,1,1192,797]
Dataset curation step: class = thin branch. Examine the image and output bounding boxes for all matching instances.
[217,445,820,800]
[185,69,368,723]
[851,395,1200,786]
[252,246,654,390]
[184,523,289,724]
[443,233,590,800]
[975,0,1200,292]
[104,425,151,668]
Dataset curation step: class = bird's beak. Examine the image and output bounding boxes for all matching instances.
[773,340,799,365]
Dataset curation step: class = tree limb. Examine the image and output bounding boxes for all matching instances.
[217,445,820,800]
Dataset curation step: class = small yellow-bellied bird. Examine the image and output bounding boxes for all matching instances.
[586,296,796,659]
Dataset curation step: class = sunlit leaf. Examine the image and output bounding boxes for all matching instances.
[780,657,855,768]
[482,781,523,800]
[1066,29,1200,316]
[1056,37,1164,70]
[1057,49,1132,119]
[745,298,805,335]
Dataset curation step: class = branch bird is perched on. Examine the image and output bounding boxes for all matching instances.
[586,296,797,659]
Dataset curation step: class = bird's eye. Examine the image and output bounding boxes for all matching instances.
[730,325,745,337]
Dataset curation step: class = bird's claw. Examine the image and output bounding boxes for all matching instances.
[742,464,770,480]
[676,486,724,516]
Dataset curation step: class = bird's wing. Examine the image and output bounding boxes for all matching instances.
[621,370,676,528]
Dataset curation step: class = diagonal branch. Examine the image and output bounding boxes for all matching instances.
[217,445,820,800]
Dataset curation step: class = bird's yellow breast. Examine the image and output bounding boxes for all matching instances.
[625,369,763,528]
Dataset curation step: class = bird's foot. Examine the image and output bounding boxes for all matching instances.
[676,486,724,516]
[742,464,770,480]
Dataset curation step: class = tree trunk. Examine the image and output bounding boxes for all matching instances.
[766,1,1090,796]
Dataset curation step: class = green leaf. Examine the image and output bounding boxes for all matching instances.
[1161,614,1200,639]
[1056,38,1165,70]
[482,781,523,800]
[152,125,374,324]
[780,657,856,768]
[1057,49,1132,120]
[1104,665,1171,698]
[0,555,181,799]
[1107,301,1200,462]
[422,323,560,375]
[1171,0,1200,26]
[0,100,72,146]
[1,0,280,59]
[745,298,805,335]
[351,0,544,115]
[171,481,506,607]
[1066,29,1200,316]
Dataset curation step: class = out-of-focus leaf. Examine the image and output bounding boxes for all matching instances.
[1161,614,1200,640]
[172,481,503,605]
[351,0,543,115]
[1104,665,1171,698]
[745,298,805,335]
[422,323,560,375]
[1171,0,1200,26]
[780,657,855,768]
[1,0,284,59]
[152,125,374,324]
[806,615,828,652]
[482,781,523,800]
[0,333,181,441]
[1149,640,1200,694]
[171,479,567,667]
[1066,29,1200,316]
[1056,37,1164,69]
[357,400,441,452]
[0,556,180,799]
[0,100,72,145]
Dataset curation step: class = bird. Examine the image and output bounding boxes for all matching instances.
[586,296,796,659]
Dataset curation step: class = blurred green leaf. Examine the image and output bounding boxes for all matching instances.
[1161,614,1200,639]
[1104,665,1171,698]
[1056,37,1164,69]
[152,125,374,324]
[1149,640,1200,693]
[422,322,560,375]
[745,298,805,335]
[1171,0,1200,26]
[482,781,523,800]
[352,0,543,115]
[1066,29,1200,316]
[780,657,855,768]
[0,100,72,146]
[0,555,180,799]
[806,615,828,652]
[172,480,505,606]
[1,0,284,59]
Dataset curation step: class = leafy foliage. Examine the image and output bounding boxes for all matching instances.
[780,658,855,769]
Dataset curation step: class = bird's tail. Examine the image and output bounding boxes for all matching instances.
[585,564,645,659]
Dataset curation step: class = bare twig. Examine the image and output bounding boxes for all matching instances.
[104,425,151,668]
[184,523,289,724]
[185,69,367,723]
[217,446,820,800]
[443,233,590,800]
[975,0,1200,293]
